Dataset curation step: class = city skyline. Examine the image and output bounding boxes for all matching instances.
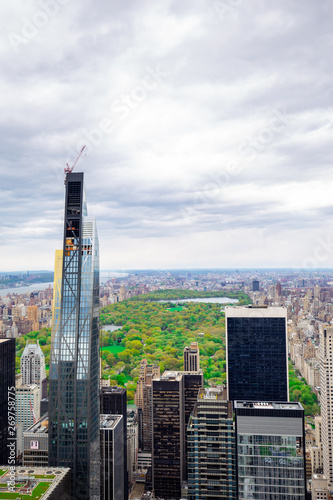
[0,1,332,271]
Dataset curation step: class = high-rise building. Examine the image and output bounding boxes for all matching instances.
[100,414,124,500]
[134,359,160,452]
[319,324,333,486]
[0,338,15,465]
[127,406,138,484]
[152,370,203,499]
[226,306,288,402]
[23,414,49,467]
[16,384,40,432]
[187,387,236,499]
[252,280,260,292]
[234,401,306,499]
[27,305,39,331]
[183,342,200,372]
[101,386,128,499]
[21,340,47,399]
[49,172,100,499]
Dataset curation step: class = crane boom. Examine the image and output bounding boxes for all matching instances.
[64,145,86,183]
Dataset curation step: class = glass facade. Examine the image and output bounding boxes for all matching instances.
[187,390,236,499]
[227,313,288,402]
[152,372,203,500]
[235,402,306,500]
[49,172,100,499]
[0,339,15,465]
[237,434,305,499]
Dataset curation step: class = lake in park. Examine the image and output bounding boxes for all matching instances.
[156,297,239,305]
[101,324,122,332]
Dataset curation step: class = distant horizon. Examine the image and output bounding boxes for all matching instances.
[3,267,333,274]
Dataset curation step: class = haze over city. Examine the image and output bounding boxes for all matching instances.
[1,0,332,271]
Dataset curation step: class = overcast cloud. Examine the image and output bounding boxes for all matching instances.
[0,0,333,271]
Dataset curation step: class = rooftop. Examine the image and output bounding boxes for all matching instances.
[159,370,203,381]
[197,387,227,400]
[0,466,70,499]
[24,415,48,435]
[225,305,287,318]
[234,401,303,411]
[100,414,122,429]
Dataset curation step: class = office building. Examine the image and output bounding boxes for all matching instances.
[21,340,47,399]
[319,324,333,487]
[23,414,48,467]
[101,386,128,499]
[16,384,40,432]
[49,172,100,499]
[0,466,71,499]
[0,338,15,465]
[311,474,330,499]
[226,306,288,402]
[252,280,260,292]
[127,406,138,483]
[100,414,124,500]
[187,387,236,499]
[40,398,49,415]
[234,401,306,499]
[27,305,39,331]
[134,359,160,451]
[152,370,203,499]
[183,342,200,372]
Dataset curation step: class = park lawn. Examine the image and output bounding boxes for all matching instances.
[0,469,8,475]
[31,482,50,498]
[0,481,52,500]
[34,475,55,479]
[101,345,125,355]
[167,306,184,312]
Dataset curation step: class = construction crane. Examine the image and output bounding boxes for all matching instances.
[64,145,86,184]
[29,400,36,424]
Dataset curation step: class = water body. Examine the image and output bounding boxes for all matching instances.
[101,324,122,332]
[0,282,54,297]
[156,297,239,304]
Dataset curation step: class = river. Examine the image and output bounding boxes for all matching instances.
[0,282,54,297]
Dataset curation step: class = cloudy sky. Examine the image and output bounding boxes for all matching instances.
[1,0,333,271]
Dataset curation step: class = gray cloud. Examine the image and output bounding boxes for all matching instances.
[0,0,332,269]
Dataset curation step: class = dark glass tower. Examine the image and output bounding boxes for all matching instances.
[0,339,15,465]
[49,172,100,499]
[226,306,288,403]
[152,371,203,500]
[100,386,128,500]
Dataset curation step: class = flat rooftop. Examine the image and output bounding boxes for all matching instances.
[24,415,49,435]
[159,370,203,381]
[235,401,303,411]
[0,467,70,499]
[100,414,122,429]
[225,305,287,318]
[198,387,227,401]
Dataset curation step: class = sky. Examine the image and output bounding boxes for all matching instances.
[1,0,333,271]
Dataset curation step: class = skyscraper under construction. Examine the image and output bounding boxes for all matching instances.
[49,172,100,499]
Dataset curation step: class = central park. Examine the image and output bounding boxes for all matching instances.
[15,289,319,416]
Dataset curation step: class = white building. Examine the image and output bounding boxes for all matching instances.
[20,340,47,399]
[319,325,333,486]
[127,409,138,484]
[16,384,41,432]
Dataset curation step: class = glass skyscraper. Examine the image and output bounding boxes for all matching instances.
[235,401,306,499]
[49,172,100,499]
[226,306,289,402]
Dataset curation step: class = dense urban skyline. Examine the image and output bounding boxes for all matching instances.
[0,1,332,270]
